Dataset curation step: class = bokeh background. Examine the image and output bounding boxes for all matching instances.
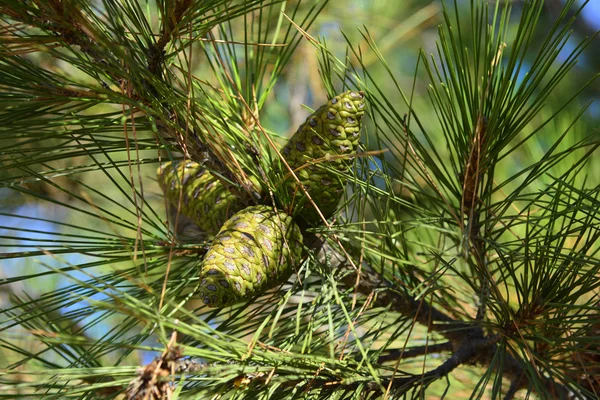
[1,0,599,397]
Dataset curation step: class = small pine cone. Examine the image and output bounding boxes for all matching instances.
[197,205,303,308]
[281,90,366,224]
[157,161,245,235]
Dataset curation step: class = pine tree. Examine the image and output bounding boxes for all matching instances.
[1,0,599,399]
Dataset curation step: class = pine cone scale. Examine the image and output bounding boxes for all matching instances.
[280,90,366,224]
[198,205,303,307]
[157,161,247,236]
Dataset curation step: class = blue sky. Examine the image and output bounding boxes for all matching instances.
[580,0,600,30]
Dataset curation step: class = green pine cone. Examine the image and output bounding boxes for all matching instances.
[281,90,366,224]
[157,161,245,236]
[197,205,303,308]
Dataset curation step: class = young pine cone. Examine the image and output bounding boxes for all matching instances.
[281,90,366,224]
[157,161,246,236]
[197,205,303,308]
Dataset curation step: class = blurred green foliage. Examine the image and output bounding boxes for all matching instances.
[0,0,599,398]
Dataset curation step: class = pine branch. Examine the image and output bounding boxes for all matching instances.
[1,0,599,399]
[0,1,109,70]
[1,1,261,205]
[335,249,573,398]
[377,342,453,363]
[143,0,257,204]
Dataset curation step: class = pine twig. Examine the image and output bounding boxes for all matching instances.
[1,1,253,204]
[334,250,572,398]
[143,0,255,204]
[377,342,454,363]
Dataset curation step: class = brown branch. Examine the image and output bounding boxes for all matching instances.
[148,0,195,76]
[2,1,253,204]
[336,259,469,344]
[143,1,256,204]
[315,336,501,395]
[377,342,454,363]
[330,248,573,398]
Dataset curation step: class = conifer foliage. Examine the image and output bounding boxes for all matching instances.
[0,0,599,399]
